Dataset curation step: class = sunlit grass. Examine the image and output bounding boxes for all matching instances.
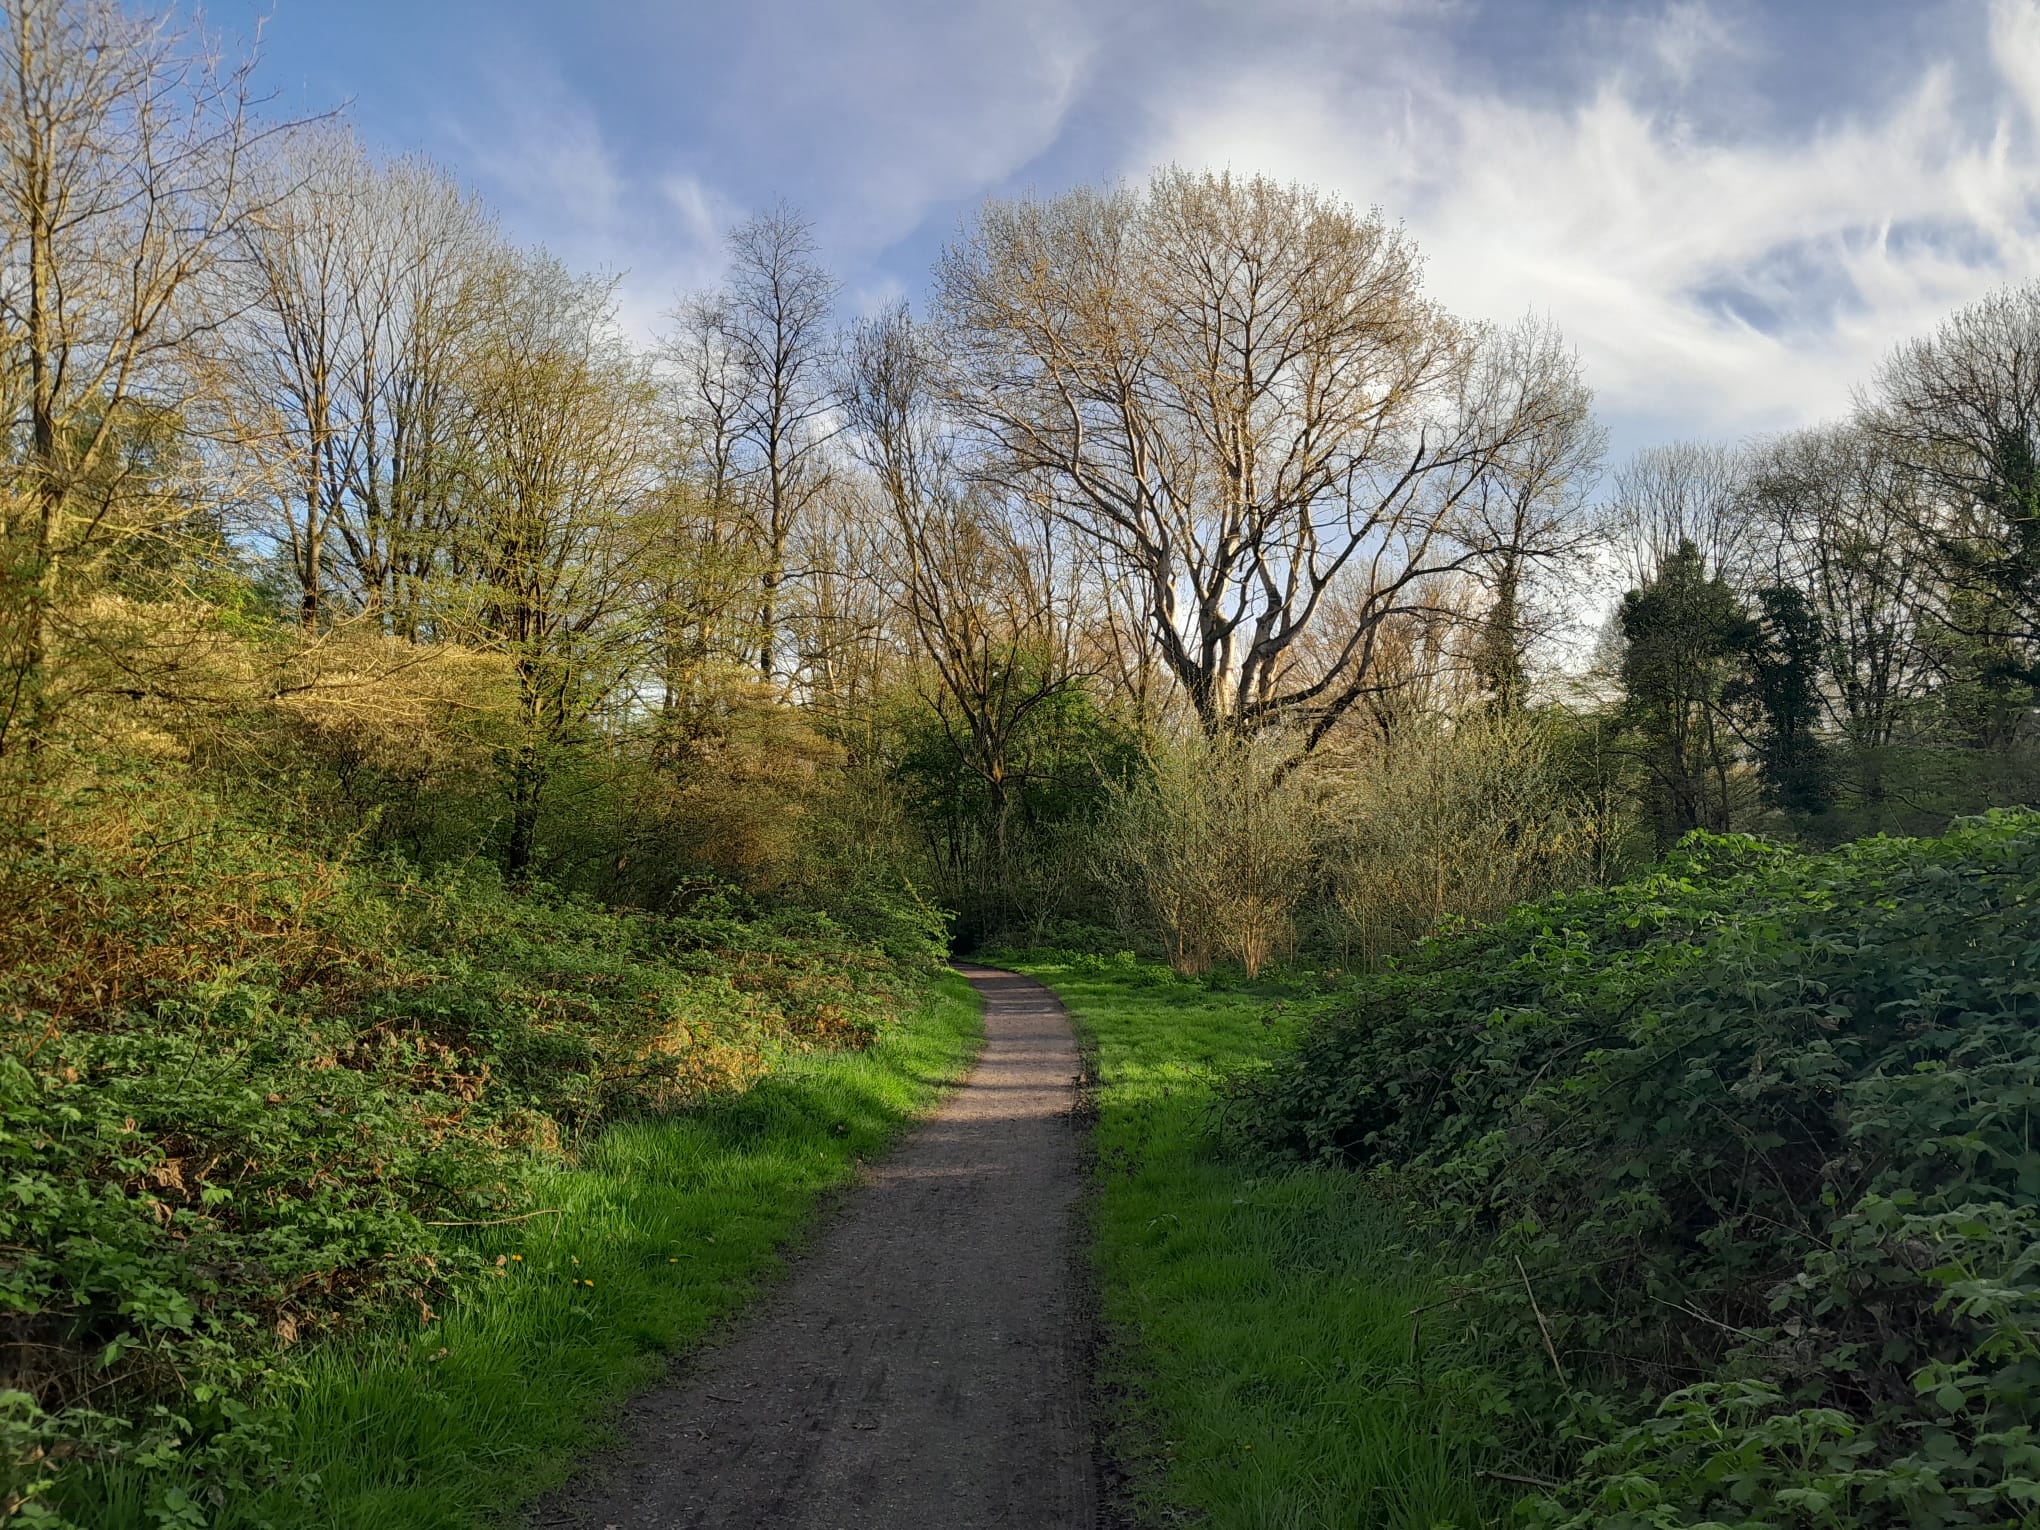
[1011,958,1504,1530]
[70,973,983,1530]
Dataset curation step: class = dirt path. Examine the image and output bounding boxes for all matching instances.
[535,964,1097,1530]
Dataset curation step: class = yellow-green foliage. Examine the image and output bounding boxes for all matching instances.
[1321,707,1624,962]
[1099,731,1316,977]
[0,743,942,1526]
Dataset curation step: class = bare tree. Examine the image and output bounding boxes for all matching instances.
[0,0,283,760]
[936,168,1596,746]
[839,301,1086,862]
[789,477,896,728]
[340,152,496,634]
[210,124,370,630]
[1861,281,2040,694]
[662,288,759,667]
[1463,315,1605,708]
[689,206,839,686]
[207,129,497,634]
[1745,425,1935,763]
[1600,440,1757,592]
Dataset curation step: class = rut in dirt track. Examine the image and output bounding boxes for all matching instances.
[533,963,1097,1530]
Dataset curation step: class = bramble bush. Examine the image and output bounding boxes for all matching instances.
[1236,810,2040,1527]
[0,786,942,1526]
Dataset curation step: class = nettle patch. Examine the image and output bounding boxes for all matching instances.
[1238,811,2040,1529]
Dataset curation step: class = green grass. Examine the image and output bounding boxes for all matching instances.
[71,972,983,1530]
[1005,956,1504,1530]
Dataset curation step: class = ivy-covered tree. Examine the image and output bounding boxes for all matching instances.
[1618,540,1756,850]
[1731,585,1836,817]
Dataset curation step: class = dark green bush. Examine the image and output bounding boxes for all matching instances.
[1238,811,2040,1527]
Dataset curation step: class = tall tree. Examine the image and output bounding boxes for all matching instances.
[0,0,277,761]
[686,207,839,687]
[936,168,1595,745]
[1465,315,1605,710]
[1744,425,1934,799]
[210,131,496,634]
[1863,283,2040,721]
[1731,585,1835,817]
[839,302,1089,873]
[1618,540,1755,850]
[1601,440,1756,592]
[1868,279,2040,754]
[448,254,662,875]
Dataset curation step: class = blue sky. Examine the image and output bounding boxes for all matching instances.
[212,0,2040,458]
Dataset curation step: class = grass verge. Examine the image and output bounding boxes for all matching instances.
[71,972,983,1530]
[1002,955,1503,1530]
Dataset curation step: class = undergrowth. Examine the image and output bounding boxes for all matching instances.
[1,778,953,1527]
[1238,809,2040,1528]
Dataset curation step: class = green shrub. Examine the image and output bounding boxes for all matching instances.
[0,794,941,1526]
[1237,810,2040,1527]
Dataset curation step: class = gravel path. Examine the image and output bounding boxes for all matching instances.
[534,963,1097,1530]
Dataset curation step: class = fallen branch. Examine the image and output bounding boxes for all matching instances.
[1516,1255,1569,1387]
[1482,1469,1563,1491]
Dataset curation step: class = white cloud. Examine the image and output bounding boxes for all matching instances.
[1136,0,2040,451]
[660,173,724,253]
[1641,0,1745,88]
[446,63,625,235]
[435,57,727,339]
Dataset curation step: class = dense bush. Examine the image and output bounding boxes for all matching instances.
[1238,811,2040,1527]
[0,787,941,1525]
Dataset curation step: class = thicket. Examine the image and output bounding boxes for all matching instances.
[1239,810,2040,1527]
[1,745,939,1524]
[4,791,940,1515]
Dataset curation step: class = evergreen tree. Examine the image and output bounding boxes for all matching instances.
[1732,586,1836,817]
[1618,540,1755,850]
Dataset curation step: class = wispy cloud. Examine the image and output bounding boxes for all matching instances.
[443,61,624,237]
[435,52,727,336]
[342,0,2040,449]
[1140,0,2040,449]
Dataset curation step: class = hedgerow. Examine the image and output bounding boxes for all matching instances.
[1237,810,2040,1527]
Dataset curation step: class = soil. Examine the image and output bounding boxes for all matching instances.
[532,963,1098,1530]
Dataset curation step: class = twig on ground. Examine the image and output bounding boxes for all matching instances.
[1483,1469,1563,1490]
[423,1208,566,1228]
